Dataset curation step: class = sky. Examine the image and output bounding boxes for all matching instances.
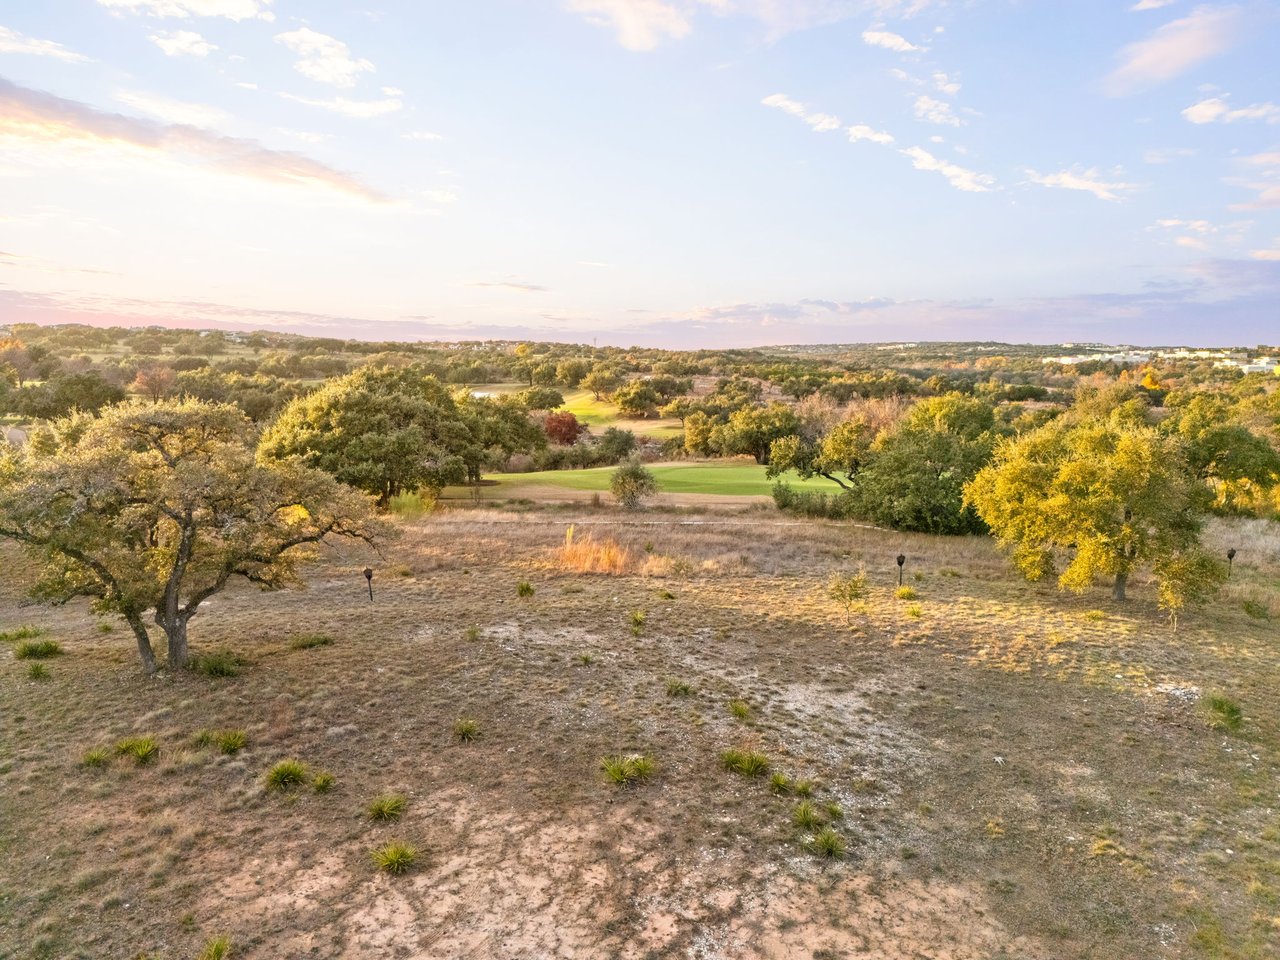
[0,1,1278,348]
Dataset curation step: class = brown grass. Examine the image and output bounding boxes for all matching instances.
[553,524,634,575]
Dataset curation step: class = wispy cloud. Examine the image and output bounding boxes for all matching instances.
[1131,0,1177,9]
[469,279,547,292]
[848,124,894,145]
[275,28,374,88]
[1182,96,1280,124]
[1143,146,1196,164]
[96,0,275,21]
[114,90,229,127]
[0,77,386,202]
[565,0,691,51]
[761,93,841,133]
[901,146,995,192]
[913,94,961,126]
[403,130,445,141]
[1229,151,1280,210]
[1253,240,1280,261]
[280,92,402,118]
[0,25,89,62]
[1026,168,1139,202]
[1104,4,1242,96]
[149,29,217,57]
[862,29,924,53]
[932,71,959,95]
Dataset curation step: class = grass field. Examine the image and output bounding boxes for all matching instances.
[468,384,684,440]
[444,460,845,501]
[2,509,1278,959]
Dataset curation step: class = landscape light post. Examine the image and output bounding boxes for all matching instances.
[364,567,374,603]
[1227,548,1236,579]
[896,554,906,586]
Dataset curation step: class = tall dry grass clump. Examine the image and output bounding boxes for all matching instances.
[555,525,634,575]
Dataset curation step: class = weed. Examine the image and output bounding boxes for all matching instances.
[905,603,923,618]
[1243,599,1271,621]
[793,800,823,830]
[27,662,49,681]
[517,580,535,598]
[288,633,333,650]
[720,749,769,777]
[81,748,111,768]
[115,736,159,765]
[576,653,595,666]
[367,793,407,821]
[828,569,868,622]
[807,827,847,859]
[665,679,692,697]
[264,759,310,791]
[371,841,417,875]
[453,718,480,742]
[657,589,675,600]
[793,779,815,798]
[464,625,481,642]
[895,586,918,600]
[196,935,231,960]
[601,753,656,785]
[728,699,750,721]
[189,650,243,678]
[629,609,646,635]
[15,639,61,660]
[1083,609,1107,622]
[192,729,216,748]
[312,771,335,793]
[97,622,114,634]
[0,625,44,643]
[215,730,246,755]
[826,801,845,820]
[1205,695,1244,733]
[770,772,793,795]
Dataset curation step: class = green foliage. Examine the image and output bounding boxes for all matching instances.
[793,800,823,830]
[629,609,646,634]
[14,639,60,659]
[1154,550,1228,629]
[771,482,854,520]
[264,759,310,791]
[453,718,480,742]
[770,772,793,795]
[793,779,814,798]
[115,736,158,765]
[189,650,243,678]
[895,586,917,600]
[27,662,49,680]
[601,753,656,785]
[665,679,693,697]
[312,771,336,793]
[81,748,111,768]
[0,625,44,643]
[288,633,333,650]
[196,935,232,960]
[371,841,417,875]
[720,749,769,777]
[807,827,848,859]
[728,699,750,721]
[711,402,802,464]
[367,793,408,821]
[464,625,482,641]
[1243,599,1271,621]
[517,580,535,598]
[610,458,658,510]
[905,603,923,618]
[828,569,868,622]
[1206,695,1244,733]
[612,380,662,416]
[215,730,246,755]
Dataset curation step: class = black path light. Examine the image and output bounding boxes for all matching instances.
[363,566,374,603]
[1227,548,1236,579]
[896,554,906,586]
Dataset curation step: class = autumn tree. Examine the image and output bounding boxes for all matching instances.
[0,400,382,673]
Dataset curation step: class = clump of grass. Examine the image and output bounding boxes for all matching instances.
[196,935,231,960]
[828,569,868,623]
[905,603,923,618]
[665,679,692,697]
[97,622,114,634]
[895,585,918,600]
[807,827,847,859]
[81,748,111,768]
[27,662,50,681]
[720,749,769,777]
[601,753,656,786]
[453,718,480,742]
[629,609,646,635]
[1206,695,1244,733]
[312,771,335,793]
[115,736,158,765]
[516,580,535,598]
[557,525,633,575]
[288,633,333,650]
[264,759,310,791]
[367,793,407,821]
[1243,599,1271,621]
[0,625,44,643]
[576,652,595,666]
[793,799,823,830]
[657,589,676,600]
[189,650,243,677]
[1083,609,1107,622]
[192,729,216,748]
[770,772,793,795]
[825,801,845,821]
[371,841,416,875]
[728,699,751,721]
[15,639,61,660]
[793,779,815,798]
[464,625,481,642]
[215,730,246,755]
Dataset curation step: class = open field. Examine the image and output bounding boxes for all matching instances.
[469,384,684,440]
[2,509,1279,959]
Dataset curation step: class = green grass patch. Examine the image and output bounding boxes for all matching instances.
[196,935,231,960]
[720,749,769,777]
[264,759,310,791]
[371,841,416,875]
[115,736,158,765]
[601,753,656,786]
[367,793,407,821]
[312,771,336,793]
[807,827,848,859]
[288,633,333,650]
[81,748,111,768]
[728,699,751,721]
[0,625,45,644]
[1205,695,1244,733]
[453,718,480,742]
[189,650,244,677]
[665,679,692,697]
[27,662,50,680]
[15,639,61,660]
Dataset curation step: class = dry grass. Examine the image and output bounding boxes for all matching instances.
[1,509,1278,959]
[553,524,634,575]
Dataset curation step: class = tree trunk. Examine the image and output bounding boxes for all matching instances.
[126,614,158,674]
[162,616,190,670]
[1112,570,1128,601]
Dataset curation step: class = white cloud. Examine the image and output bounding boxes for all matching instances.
[0,26,89,62]
[275,28,374,88]
[381,86,404,96]
[280,93,402,118]
[235,81,258,90]
[115,89,230,127]
[403,130,445,141]
[1229,151,1280,210]
[1026,168,1138,202]
[761,93,842,133]
[149,29,217,57]
[566,0,691,51]
[1131,0,1177,9]
[422,188,459,205]
[1253,242,1280,261]
[932,71,959,95]
[862,29,923,53]
[1143,146,1196,164]
[1104,5,1242,96]
[913,95,961,126]
[901,146,994,192]
[848,124,894,145]
[96,0,274,21]
[1182,96,1280,124]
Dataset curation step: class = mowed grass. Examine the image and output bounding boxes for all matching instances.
[466,384,683,439]
[1,511,1278,960]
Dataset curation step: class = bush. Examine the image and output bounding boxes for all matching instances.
[265,759,310,790]
[454,718,480,742]
[189,650,243,677]
[15,639,61,660]
[1243,599,1271,621]
[629,609,646,635]
[601,753,656,785]
[610,458,658,510]
[728,699,750,721]
[771,482,855,520]
[371,841,417,875]
[517,580,535,598]
[464,625,481,642]
[770,772,793,795]
[115,736,159,765]
[288,633,333,650]
[720,749,769,777]
[367,793,407,821]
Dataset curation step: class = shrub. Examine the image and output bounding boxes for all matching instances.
[264,759,310,790]
[196,935,232,960]
[453,718,480,742]
[388,490,435,519]
[728,699,750,721]
[371,841,417,875]
[189,650,243,678]
[793,800,823,830]
[15,639,61,660]
[807,827,847,859]
[82,748,111,768]
[771,482,855,519]
[367,793,407,821]
[557,525,633,575]
[720,749,769,777]
[601,753,656,786]
[610,458,658,510]
[665,679,692,697]
[516,580,535,598]
[115,736,159,765]
[312,771,336,793]
[0,625,44,643]
[895,586,917,600]
[215,730,246,755]
[27,662,49,681]
[1206,695,1244,733]
[828,569,868,623]
[288,633,333,650]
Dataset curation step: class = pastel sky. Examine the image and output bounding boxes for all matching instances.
[1,1,1278,347]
